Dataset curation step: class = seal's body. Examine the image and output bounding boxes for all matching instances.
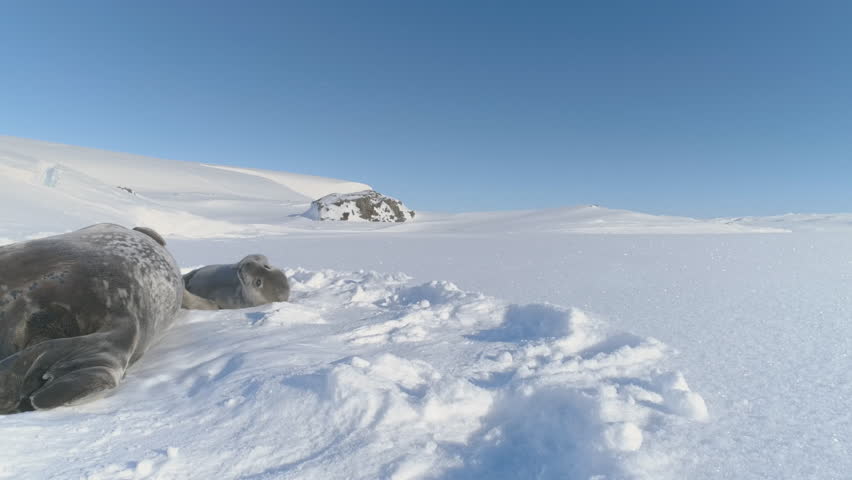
[183,254,289,309]
[0,224,183,413]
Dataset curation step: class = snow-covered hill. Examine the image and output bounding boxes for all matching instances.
[0,135,786,243]
[0,135,371,240]
[1,136,848,479]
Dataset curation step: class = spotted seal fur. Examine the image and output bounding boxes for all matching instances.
[0,224,183,413]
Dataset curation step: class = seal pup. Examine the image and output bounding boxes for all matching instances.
[0,224,183,413]
[183,254,290,309]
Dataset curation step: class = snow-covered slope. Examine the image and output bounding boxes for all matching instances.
[0,135,317,198]
[202,163,371,200]
[0,136,372,239]
[0,136,785,243]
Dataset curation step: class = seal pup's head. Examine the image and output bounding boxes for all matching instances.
[237,254,290,304]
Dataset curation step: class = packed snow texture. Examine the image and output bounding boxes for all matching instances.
[0,268,705,479]
[305,190,416,222]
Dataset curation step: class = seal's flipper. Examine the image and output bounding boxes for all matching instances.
[25,303,80,346]
[133,226,166,246]
[0,332,128,413]
[29,366,118,410]
[181,289,221,310]
[0,338,70,413]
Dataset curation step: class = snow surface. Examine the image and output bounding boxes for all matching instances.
[1,136,850,479]
[0,268,706,479]
[201,164,371,201]
[0,135,369,237]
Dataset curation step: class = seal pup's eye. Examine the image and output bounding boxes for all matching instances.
[255,279,263,287]
[264,265,272,270]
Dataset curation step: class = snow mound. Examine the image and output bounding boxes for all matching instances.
[305,190,416,222]
[0,268,706,479]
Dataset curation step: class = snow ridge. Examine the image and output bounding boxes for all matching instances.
[0,267,706,480]
[201,164,371,200]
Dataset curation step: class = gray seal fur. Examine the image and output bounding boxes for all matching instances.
[183,254,289,309]
[0,223,183,413]
[132,227,219,311]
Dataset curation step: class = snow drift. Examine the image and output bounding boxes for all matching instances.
[0,268,706,479]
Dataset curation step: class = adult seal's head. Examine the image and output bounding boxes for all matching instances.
[0,223,183,413]
[183,254,290,309]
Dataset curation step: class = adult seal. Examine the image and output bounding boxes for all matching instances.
[183,254,290,309]
[0,224,183,413]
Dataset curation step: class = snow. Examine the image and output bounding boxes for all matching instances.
[0,268,703,479]
[0,135,782,240]
[1,136,849,479]
[398,207,787,235]
[0,135,370,237]
[200,164,371,200]
[719,212,852,231]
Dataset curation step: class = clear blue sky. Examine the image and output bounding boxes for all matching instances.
[1,1,850,217]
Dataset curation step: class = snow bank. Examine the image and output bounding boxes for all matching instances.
[0,268,706,479]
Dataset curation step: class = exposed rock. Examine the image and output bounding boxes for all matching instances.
[305,190,415,222]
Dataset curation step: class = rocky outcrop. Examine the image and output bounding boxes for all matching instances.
[304,190,415,222]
